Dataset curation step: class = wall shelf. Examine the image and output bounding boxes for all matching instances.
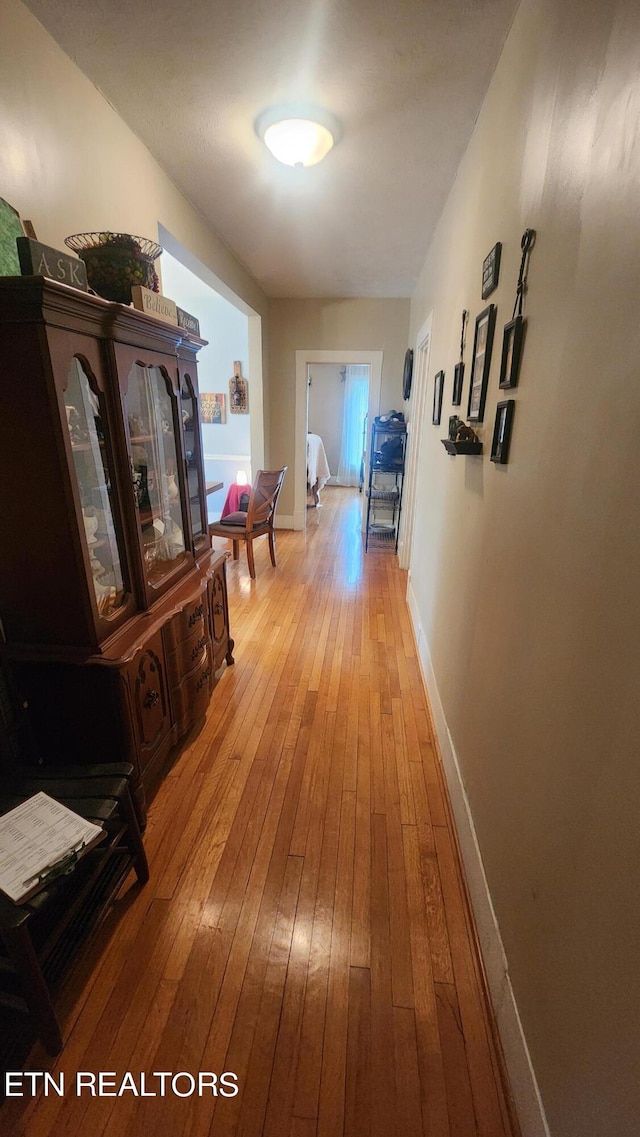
[441,439,483,456]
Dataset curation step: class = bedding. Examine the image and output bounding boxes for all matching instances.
[307,433,330,506]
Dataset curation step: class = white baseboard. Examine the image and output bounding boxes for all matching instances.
[275,514,297,530]
[406,582,550,1137]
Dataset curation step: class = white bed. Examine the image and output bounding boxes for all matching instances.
[307,433,330,506]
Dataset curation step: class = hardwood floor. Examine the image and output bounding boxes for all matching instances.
[3,487,519,1137]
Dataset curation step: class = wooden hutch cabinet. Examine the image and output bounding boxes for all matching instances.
[0,277,234,822]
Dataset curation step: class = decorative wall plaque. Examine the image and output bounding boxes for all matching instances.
[17,237,88,290]
[176,306,200,337]
[229,361,248,414]
[131,285,178,325]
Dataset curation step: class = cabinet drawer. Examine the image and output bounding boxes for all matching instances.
[163,592,208,653]
[169,646,212,735]
[165,622,210,689]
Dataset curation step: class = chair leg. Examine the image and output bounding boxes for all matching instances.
[232,540,240,560]
[246,538,256,579]
[2,926,63,1056]
[268,529,277,567]
[118,786,150,885]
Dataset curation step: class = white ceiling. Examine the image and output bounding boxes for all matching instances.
[24,0,518,299]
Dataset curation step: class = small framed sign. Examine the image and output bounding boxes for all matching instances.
[482,241,502,299]
[176,306,200,337]
[131,285,178,325]
[467,305,496,423]
[201,393,226,424]
[452,362,464,406]
[490,400,515,464]
[432,370,445,426]
[402,348,414,400]
[17,237,88,291]
[499,316,525,389]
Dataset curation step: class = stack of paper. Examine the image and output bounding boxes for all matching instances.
[0,792,104,904]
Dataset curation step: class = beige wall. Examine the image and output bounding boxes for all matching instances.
[308,363,345,475]
[408,2,640,1135]
[269,298,410,514]
[0,0,268,344]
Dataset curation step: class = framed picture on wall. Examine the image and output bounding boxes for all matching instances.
[201,393,226,424]
[432,370,445,425]
[452,362,464,406]
[490,399,515,464]
[482,241,502,299]
[499,316,525,389]
[467,305,496,422]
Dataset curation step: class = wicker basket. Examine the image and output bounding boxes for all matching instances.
[64,232,162,304]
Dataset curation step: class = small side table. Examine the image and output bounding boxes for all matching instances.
[0,763,148,1055]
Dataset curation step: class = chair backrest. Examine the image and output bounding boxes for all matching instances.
[245,467,287,533]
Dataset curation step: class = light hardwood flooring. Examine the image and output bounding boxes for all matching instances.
[4,487,519,1137]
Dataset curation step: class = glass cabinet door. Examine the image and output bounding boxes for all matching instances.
[180,372,206,546]
[64,357,127,619]
[125,362,188,591]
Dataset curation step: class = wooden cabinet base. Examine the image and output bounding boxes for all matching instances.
[9,551,233,824]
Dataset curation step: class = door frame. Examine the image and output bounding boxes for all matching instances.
[397,313,432,571]
[294,349,383,530]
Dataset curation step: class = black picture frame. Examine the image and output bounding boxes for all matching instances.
[499,316,525,389]
[490,400,515,464]
[482,242,502,299]
[432,370,444,425]
[402,348,414,401]
[467,305,496,423]
[452,362,464,406]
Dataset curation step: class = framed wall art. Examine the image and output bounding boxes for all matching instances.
[490,399,515,464]
[452,308,468,406]
[467,304,496,422]
[229,361,248,414]
[402,348,414,400]
[432,370,445,425]
[201,393,226,424]
[452,362,464,406]
[499,315,525,389]
[482,242,502,299]
[0,197,25,276]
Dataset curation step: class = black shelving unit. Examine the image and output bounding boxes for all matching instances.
[365,420,407,552]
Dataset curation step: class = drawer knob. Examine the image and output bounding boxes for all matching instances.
[191,635,207,661]
[188,603,205,627]
[196,667,211,692]
[143,688,160,709]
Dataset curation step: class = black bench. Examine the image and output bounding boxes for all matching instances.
[0,762,148,1056]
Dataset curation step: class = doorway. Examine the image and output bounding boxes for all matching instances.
[158,225,265,522]
[295,350,383,530]
[307,362,370,490]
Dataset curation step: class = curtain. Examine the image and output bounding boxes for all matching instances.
[336,365,369,486]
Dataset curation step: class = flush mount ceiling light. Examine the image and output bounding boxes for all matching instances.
[255,105,341,168]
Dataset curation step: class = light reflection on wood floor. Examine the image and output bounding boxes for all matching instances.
[5,487,519,1137]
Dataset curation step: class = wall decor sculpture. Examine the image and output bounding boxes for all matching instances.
[499,228,536,389]
[452,308,468,406]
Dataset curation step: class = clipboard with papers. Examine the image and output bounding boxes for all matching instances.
[0,791,105,905]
